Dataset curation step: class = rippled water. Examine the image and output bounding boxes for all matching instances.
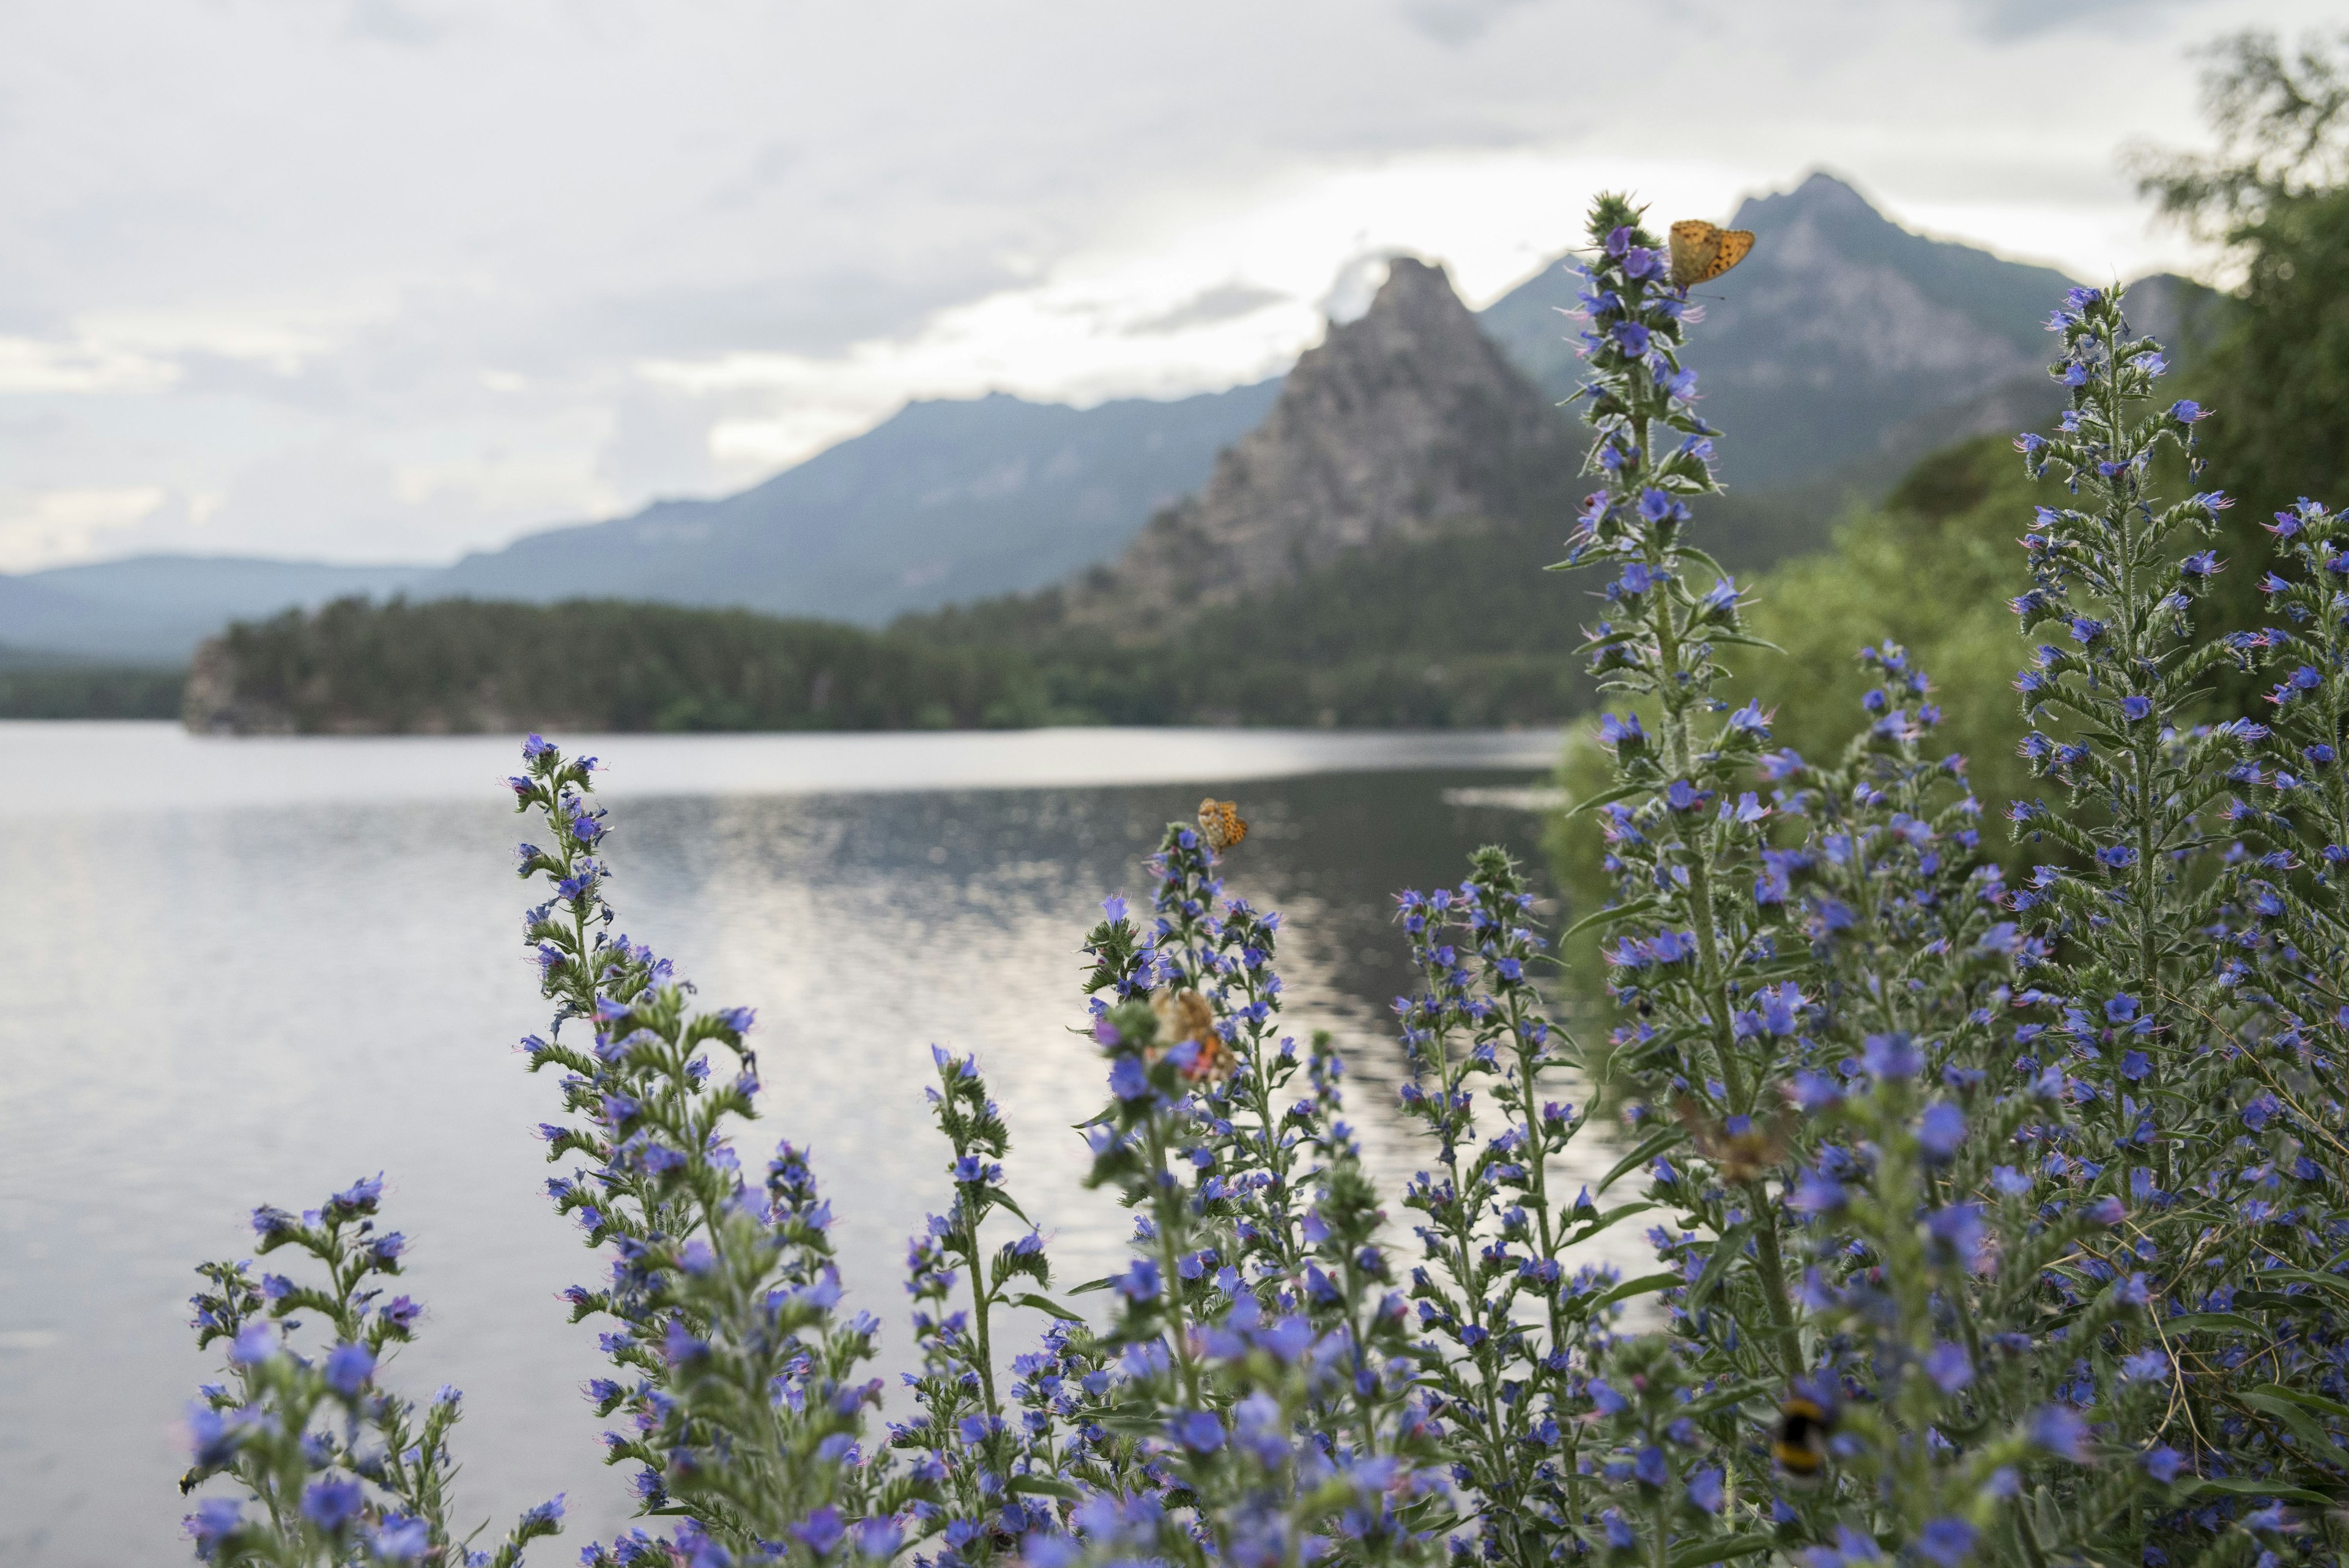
[0,722,1636,1566]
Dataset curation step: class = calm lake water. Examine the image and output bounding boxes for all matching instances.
[0,721,1636,1567]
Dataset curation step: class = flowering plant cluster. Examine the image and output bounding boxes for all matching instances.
[176,193,2349,1568]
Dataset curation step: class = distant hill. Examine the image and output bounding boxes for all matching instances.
[0,556,421,664]
[13,171,2225,670]
[1479,171,2079,488]
[412,380,1283,625]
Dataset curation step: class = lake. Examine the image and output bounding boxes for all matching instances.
[0,721,1636,1566]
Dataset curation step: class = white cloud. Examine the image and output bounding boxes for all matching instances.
[0,0,2331,567]
[0,338,178,396]
[0,486,168,570]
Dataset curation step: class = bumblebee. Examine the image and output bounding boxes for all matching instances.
[1772,1391,1835,1481]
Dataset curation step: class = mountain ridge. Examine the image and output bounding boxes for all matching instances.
[4,171,2215,665]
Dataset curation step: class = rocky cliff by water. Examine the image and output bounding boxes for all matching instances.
[1063,257,1577,636]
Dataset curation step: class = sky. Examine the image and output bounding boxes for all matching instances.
[0,0,2329,573]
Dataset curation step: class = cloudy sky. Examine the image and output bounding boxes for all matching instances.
[0,0,2325,571]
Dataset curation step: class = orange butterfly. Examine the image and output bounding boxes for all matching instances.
[1668,220,1756,289]
[1197,798,1247,851]
[1151,987,1237,1085]
[1672,1096,1794,1183]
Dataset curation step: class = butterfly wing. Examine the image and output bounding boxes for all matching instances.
[1668,220,1720,289]
[1197,798,1247,850]
[1700,229,1756,283]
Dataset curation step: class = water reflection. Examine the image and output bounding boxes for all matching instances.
[0,731,1638,1567]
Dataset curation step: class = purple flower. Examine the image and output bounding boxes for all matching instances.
[1108,1055,1150,1102]
[1862,1032,1921,1079]
[1790,1169,1847,1215]
[1116,1259,1162,1303]
[1666,780,1712,812]
[2120,695,2152,723]
[2142,1444,2187,1483]
[373,1518,432,1563]
[1598,712,1646,749]
[1925,1342,1973,1394]
[323,1342,375,1397]
[1917,1518,1976,1567]
[1790,1070,1841,1112]
[1612,321,1652,355]
[2170,399,2206,423]
[302,1478,365,1532]
[792,1507,847,1556]
[2032,1405,2091,1462]
[185,1498,242,1557]
[1926,1203,1985,1266]
[1633,1445,1668,1486]
[854,1520,906,1559]
[1687,1466,1723,1513]
[1918,1103,1966,1164]
[1170,1409,1225,1452]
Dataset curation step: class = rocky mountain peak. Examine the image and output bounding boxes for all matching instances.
[1062,256,1575,634]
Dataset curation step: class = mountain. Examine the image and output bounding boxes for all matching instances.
[1059,257,1576,634]
[15,172,2208,671]
[413,380,1282,625]
[1478,171,2080,488]
[0,556,422,664]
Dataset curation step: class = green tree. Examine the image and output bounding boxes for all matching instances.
[2136,30,2349,649]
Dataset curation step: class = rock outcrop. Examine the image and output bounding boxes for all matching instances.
[1063,257,1576,636]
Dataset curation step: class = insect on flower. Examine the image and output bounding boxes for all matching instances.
[1671,1098,1793,1183]
[1771,1388,1837,1482]
[1197,798,1248,851]
[1149,987,1236,1085]
[1668,220,1755,288]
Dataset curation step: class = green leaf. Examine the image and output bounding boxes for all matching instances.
[1680,1378,1775,1421]
[2175,1476,2339,1507]
[2256,1268,2349,1304]
[1562,1200,1660,1246]
[1668,1533,1776,1568]
[1568,781,1654,819]
[1066,1276,1113,1296]
[1595,1126,1687,1195]
[2238,1391,2344,1456]
[2158,1312,2265,1337]
[1705,632,1789,655]
[1562,897,1658,943]
[1011,1292,1088,1323]
[2246,1382,2349,1421]
[1589,1271,1681,1312]
[1685,1222,1752,1309]
[1006,1474,1081,1500]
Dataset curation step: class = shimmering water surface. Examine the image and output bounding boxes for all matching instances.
[0,722,1636,1566]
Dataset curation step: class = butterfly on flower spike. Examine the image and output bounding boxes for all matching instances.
[1197,798,1247,851]
[1668,220,1755,289]
[1671,1096,1793,1183]
[1150,987,1237,1085]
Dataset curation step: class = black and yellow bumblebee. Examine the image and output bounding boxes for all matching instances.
[1772,1390,1836,1481]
